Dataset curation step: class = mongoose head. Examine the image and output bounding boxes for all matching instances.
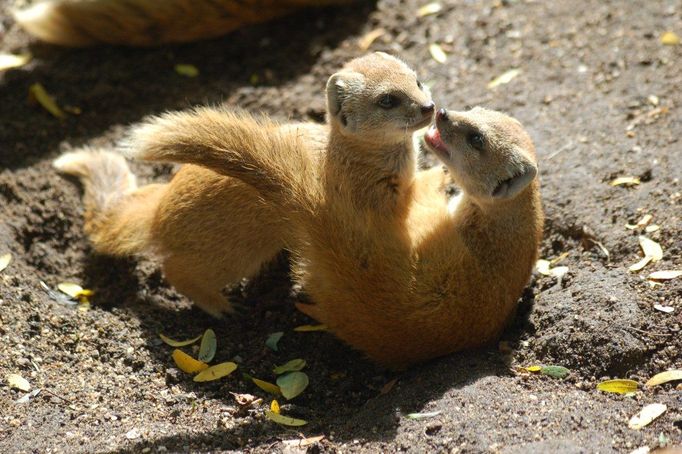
[424,107,538,202]
[326,52,435,145]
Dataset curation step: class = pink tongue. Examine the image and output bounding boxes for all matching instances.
[425,128,445,149]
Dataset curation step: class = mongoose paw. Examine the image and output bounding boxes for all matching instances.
[195,298,235,319]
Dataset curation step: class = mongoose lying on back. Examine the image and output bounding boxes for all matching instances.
[127,67,543,366]
[14,0,354,46]
[54,53,437,319]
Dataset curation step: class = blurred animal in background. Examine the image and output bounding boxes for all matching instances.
[13,0,356,47]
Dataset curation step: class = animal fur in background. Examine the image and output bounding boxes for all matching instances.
[13,0,356,47]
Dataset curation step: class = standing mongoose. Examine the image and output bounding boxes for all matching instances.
[126,65,542,366]
[54,53,437,319]
[13,0,355,47]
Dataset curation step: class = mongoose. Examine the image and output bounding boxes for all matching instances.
[13,0,354,47]
[126,62,542,367]
[54,53,435,319]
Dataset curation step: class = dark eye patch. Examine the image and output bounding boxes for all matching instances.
[378,94,401,109]
[467,131,485,151]
[417,80,424,90]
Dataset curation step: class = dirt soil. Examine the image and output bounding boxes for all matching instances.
[1,0,681,452]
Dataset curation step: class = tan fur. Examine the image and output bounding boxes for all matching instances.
[126,53,539,368]
[13,0,354,47]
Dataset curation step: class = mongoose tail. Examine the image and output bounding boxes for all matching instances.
[13,0,356,47]
[125,108,319,215]
[53,149,163,255]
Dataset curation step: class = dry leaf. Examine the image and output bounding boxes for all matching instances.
[293,324,327,332]
[629,256,653,272]
[282,435,325,447]
[273,359,306,375]
[159,333,202,347]
[536,259,551,275]
[0,53,31,71]
[380,378,398,394]
[358,28,385,50]
[276,371,309,400]
[417,2,442,17]
[648,270,682,281]
[171,349,209,374]
[596,379,638,394]
[193,362,237,382]
[174,64,199,77]
[198,329,217,362]
[609,177,640,187]
[487,69,521,89]
[7,374,31,392]
[644,224,660,233]
[29,83,65,119]
[645,370,682,387]
[653,304,674,314]
[628,403,666,429]
[639,236,663,261]
[551,266,569,278]
[429,43,447,63]
[270,399,280,414]
[660,31,680,45]
[406,410,441,420]
[264,410,307,426]
[252,377,281,395]
[230,392,260,407]
[0,253,11,273]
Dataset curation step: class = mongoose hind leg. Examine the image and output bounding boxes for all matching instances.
[162,255,235,317]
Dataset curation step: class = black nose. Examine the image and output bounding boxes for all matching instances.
[421,101,435,115]
[437,108,448,121]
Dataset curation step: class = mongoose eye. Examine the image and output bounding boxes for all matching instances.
[417,80,424,90]
[467,132,485,151]
[378,94,400,109]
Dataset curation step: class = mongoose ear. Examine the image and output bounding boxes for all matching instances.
[326,71,364,130]
[492,162,537,199]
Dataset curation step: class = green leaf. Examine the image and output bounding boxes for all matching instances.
[273,359,306,375]
[276,371,309,400]
[540,365,570,379]
[264,410,307,426]
[265,332,284,351]
[174,64,199,77]
[198,329,217,362]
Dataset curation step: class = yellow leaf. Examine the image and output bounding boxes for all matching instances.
[159,333,202,347]
[645,370,682,387]
[0,53,31,71]
[264,410,307,426]
[293,324,328,332]
[358,28,385,50]
[198,328,217,362]
[193,362,237,382]
[174,64,199,77]
[639,236,663,262]
[609,177,640,187]
[252,377,281,395]
[7,373,31,392]
[596,379,638,394]
[417,2,442,17]
[270,399,280,414]
[628,403,667,430]
[171,349,209,374]
[429,43,447,63]
[525,365,542,373]
[57,282,84,298]
[648,270,682,281]
[487,69,521,89]
[636,214,653,228]
[29,83,65,119]
[0,253,11,273]
[660,31,680,45]
[550,252,569,265]
[629,256,652,272]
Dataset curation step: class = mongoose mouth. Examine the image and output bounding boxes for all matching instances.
[424,126,450,159]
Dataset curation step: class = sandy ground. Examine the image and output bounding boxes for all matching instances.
[1,0,681,452]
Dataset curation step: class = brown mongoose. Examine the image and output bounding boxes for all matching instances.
[54,53,436,319]
[126,66,542,366]
[13,0,355,47]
